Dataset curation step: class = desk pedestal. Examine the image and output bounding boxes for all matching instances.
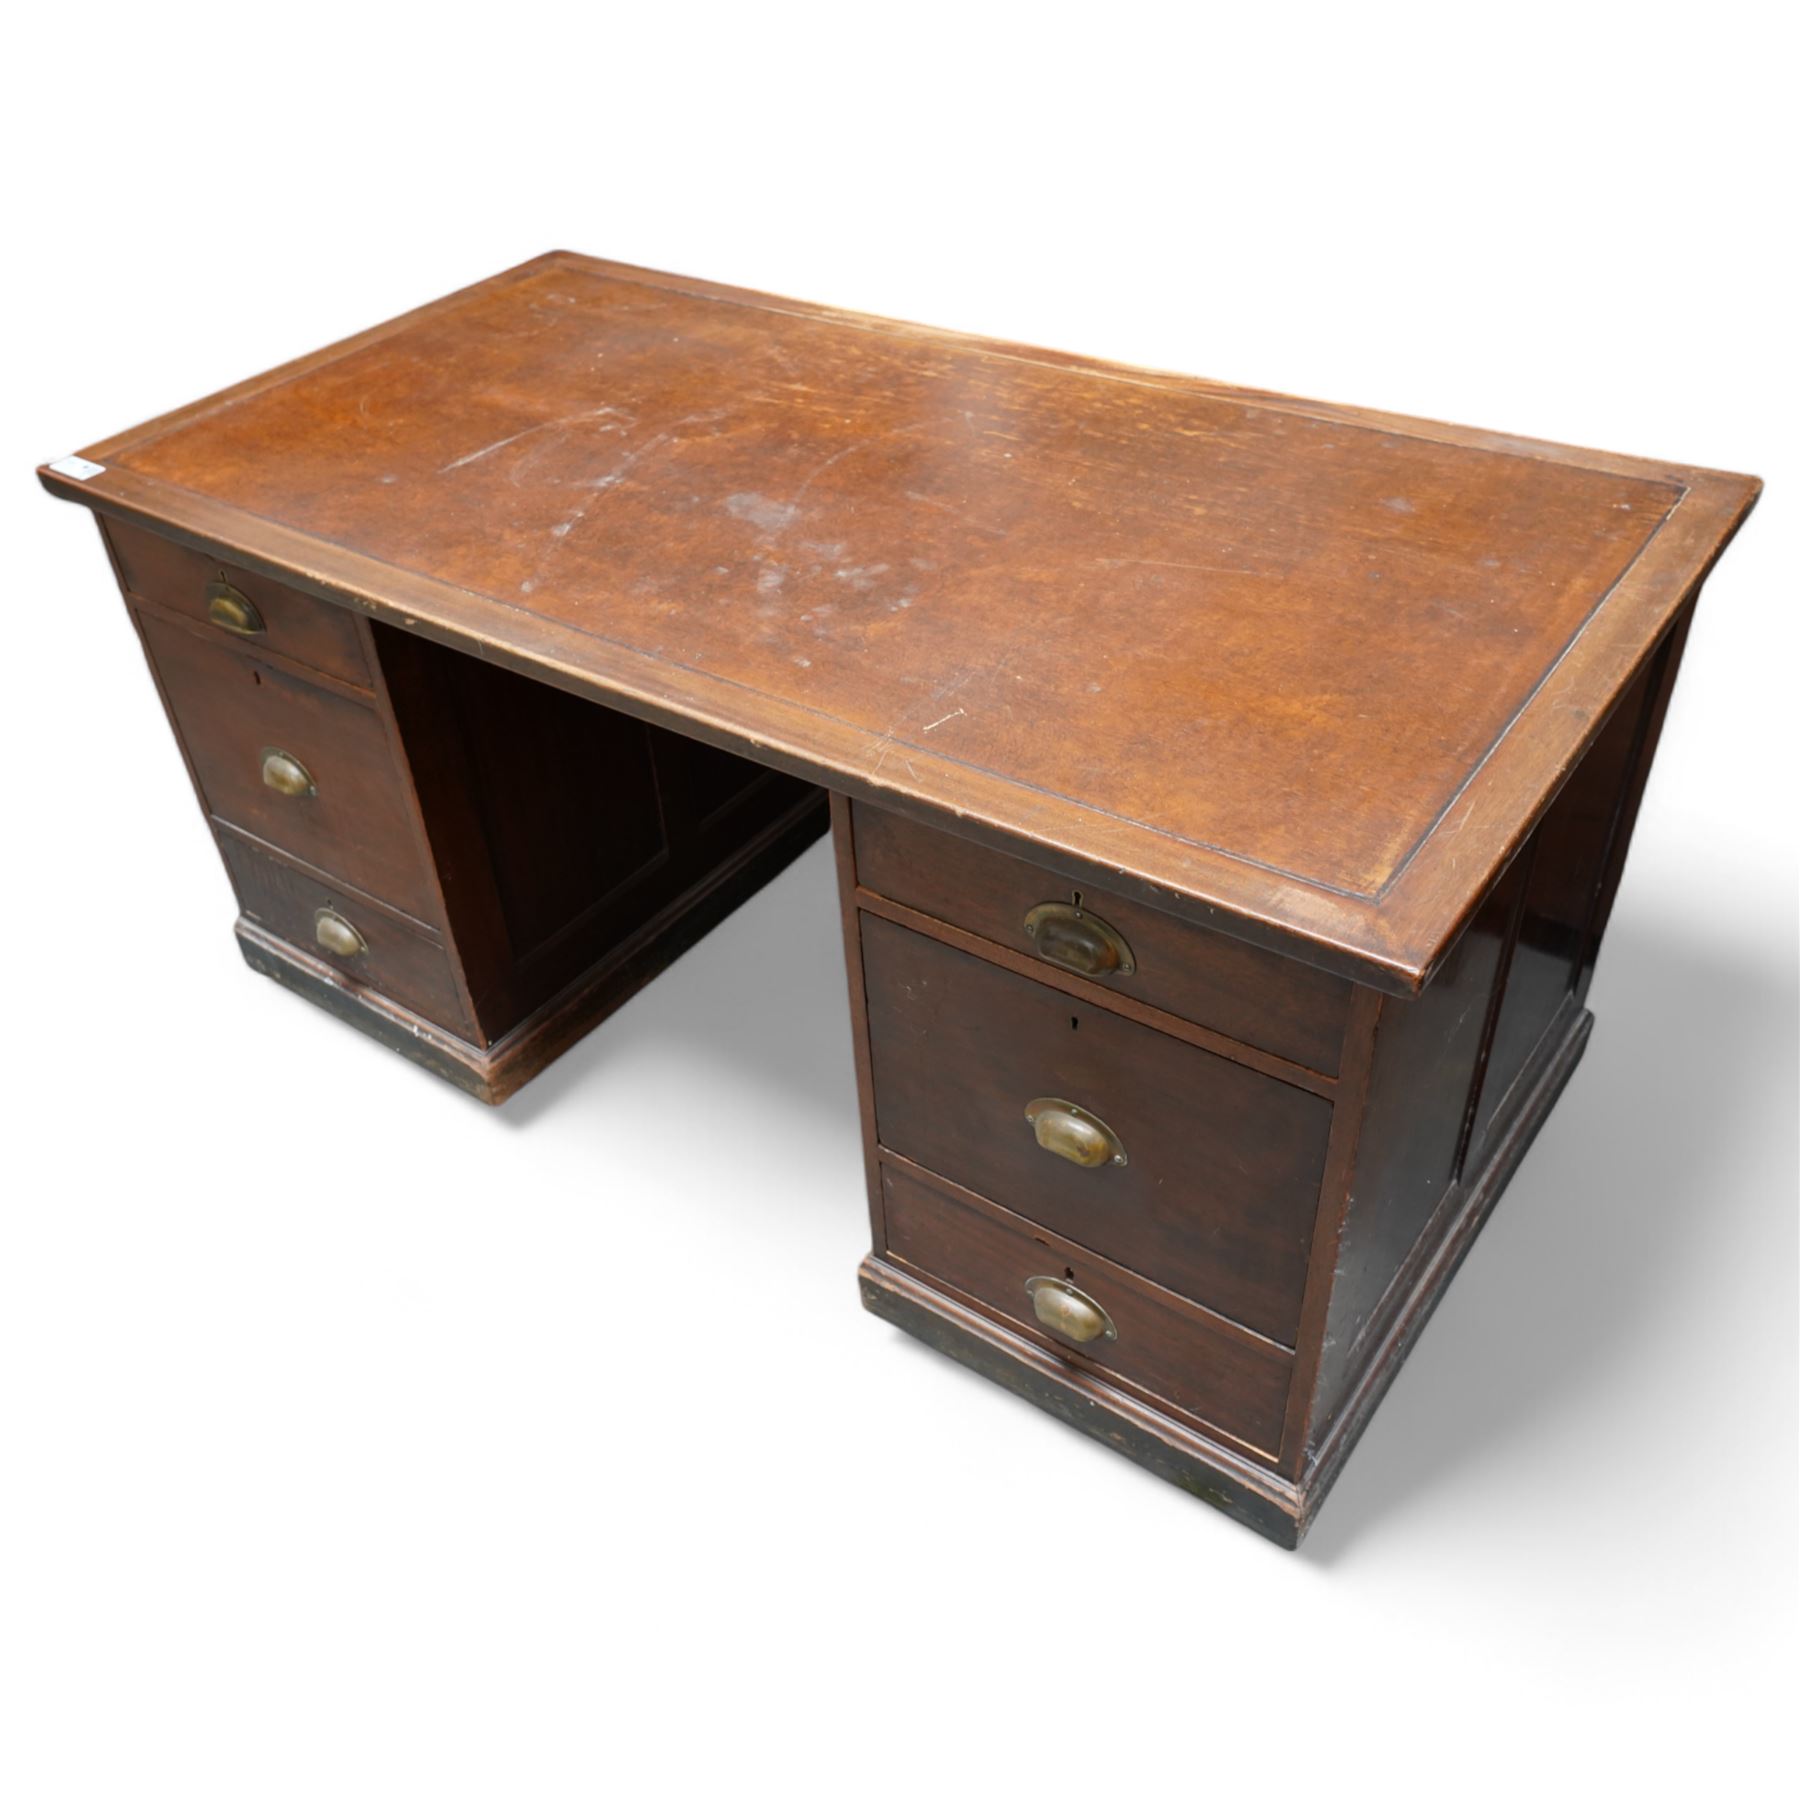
[104,512,825,1104]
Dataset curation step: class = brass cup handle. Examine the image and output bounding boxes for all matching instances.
[205,578,265,637]
[313,908,367,959]
[1025,1276,1117,1346]
[261,748,316,798]
[1025,1097,1127,1168]
[1023,901,1135,979]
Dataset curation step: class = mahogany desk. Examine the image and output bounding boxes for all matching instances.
[40,254,1759,1545]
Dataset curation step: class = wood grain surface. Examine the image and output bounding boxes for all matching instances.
[42,252,1760,988]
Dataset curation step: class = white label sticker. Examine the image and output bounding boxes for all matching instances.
[48,455,106,481]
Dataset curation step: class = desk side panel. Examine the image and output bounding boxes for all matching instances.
[1303,616,1688,1447]
[373,622,826,1046]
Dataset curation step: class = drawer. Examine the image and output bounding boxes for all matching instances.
[851,802,1351,1075]
[218,838,470,1036]
[880,1163,1291,1455]
[106,516,371,687]
[137,609,439,921]
[860,914,1332,1345]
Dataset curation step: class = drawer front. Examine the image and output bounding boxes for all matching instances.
[138,610,438,921]
[218,838,470,1036]
[852,802,1351,1075]
[861,914,1331,1345]
[106,516,371,687]
[880,1164,1291,1455]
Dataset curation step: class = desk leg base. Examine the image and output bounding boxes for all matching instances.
[859,1257,1309,1547]
[237,792,829,1103]
[238,920,513,1100]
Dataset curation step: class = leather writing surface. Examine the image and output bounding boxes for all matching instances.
[54,253,1757,985]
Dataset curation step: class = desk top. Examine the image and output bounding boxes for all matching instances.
[44,251,1757,990]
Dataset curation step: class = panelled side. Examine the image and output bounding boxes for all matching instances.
[1464,632,1677,1161]
[372,621,828,1047]
[1302,612,1691,1452]
[1308,862,1524,1435]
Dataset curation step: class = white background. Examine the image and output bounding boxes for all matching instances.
[4,4,1794,1794]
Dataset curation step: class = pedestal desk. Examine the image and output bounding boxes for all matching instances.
[40,253,1759,1545]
